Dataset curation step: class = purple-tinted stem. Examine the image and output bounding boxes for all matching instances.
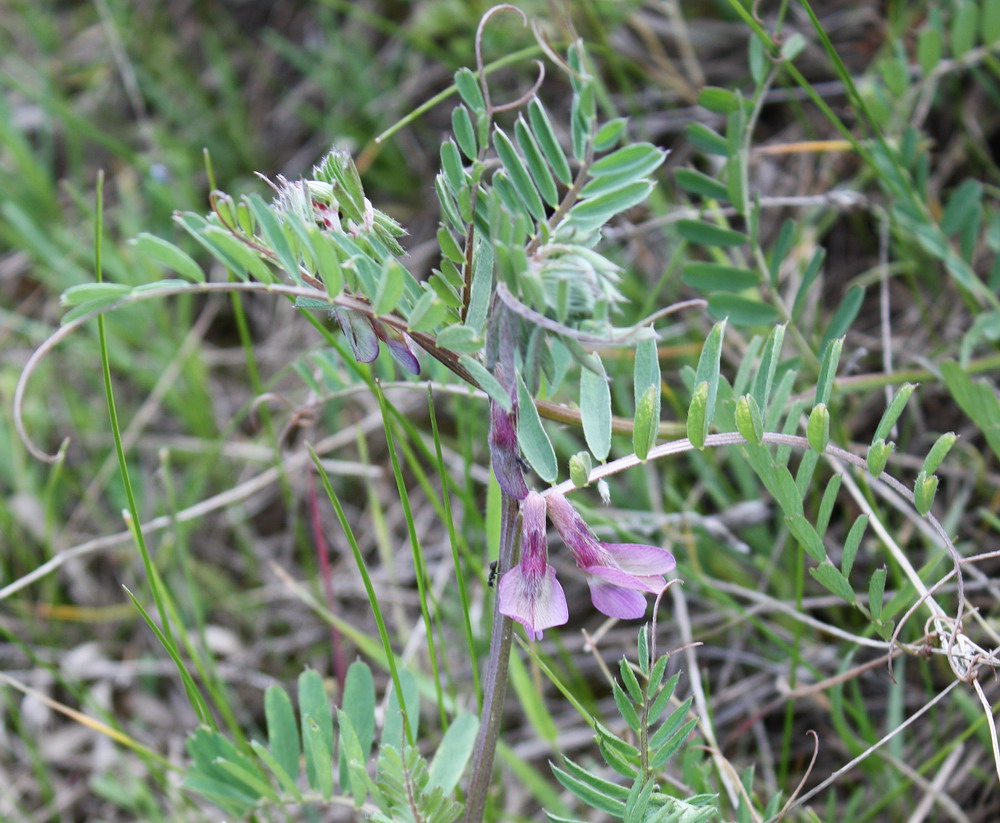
[463,491,519,823]
[307,464,347,697]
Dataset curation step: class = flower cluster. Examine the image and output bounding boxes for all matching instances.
[498,490,675,639]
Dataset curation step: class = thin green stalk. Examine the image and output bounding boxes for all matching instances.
[40,438,69,605]
[160,448,206,644]
[142,533,247,748]
[464,491,519,823]
[374,381,449,732]
[308,445,413,746]
[93,171,213,728]
[385,408,485,598]
[228,285,302,578]
[427,386,482,710]
[779,541,806,786]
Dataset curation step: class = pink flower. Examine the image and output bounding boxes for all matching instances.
[545,492,675,620]
[498,492,568,640]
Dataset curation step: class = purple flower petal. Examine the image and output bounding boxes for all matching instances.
[545,493,604,565]
[587,578,648,619]
[546,491,674,622]
[585,564,665,594]
[498,564,568,640]
[601,543,676,575]
[333,307,379,363]
[371,322,421,375]
[385,336,421,375]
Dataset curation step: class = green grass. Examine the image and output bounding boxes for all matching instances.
[2,0,1000,821]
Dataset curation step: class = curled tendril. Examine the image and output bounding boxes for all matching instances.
[529,18,586,83]
[475,5,545,114]
[774,730,820,822]
[886,553,1000,683]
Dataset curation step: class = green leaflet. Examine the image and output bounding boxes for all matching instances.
[528,98,572,185]
[785,513,826,562]
[246,193,300,282]
[580,355,612,461]
[436,323,483,354]
[374,260,407,315]
[440,139,467,194]
[940,360,1000,460]
[264,685,300,784]
[203,227,278,282]
[567,181,653,232]
[686,122,729,156]
[698,85,743,114]
[810,561,856,605]
[688,320,726,448]
[682,262,759,292]
[517,371,558,482]
[132,232,205,282]
[61,282,130,305]
[515,116,559,208]
[708,293,779,327]
[587,143,665,179]
[814,337,844,406]
[298,669,334,793]
[458,355,511,411]
[751,324,785,413]
[633,385,658,460]
[914,470,939,515]
[841,513,869,578]
[791,246,826,321]
[593,118,626,152]
[675,167,730,201]
[569,451,592,488]
[921,432,957,476]
[494,127,546,222]
[807,404,830,452]
[426,713,479,794]
[339,660,375,789]
[454,66,486,114]
[821,284,865,349]
[735,394,764,445]
[464,237,493,333]
[873,383,917,443]
[866,438,894,476]
[677,219,748,247]
[633,336,660,409]
[452,104,478,160]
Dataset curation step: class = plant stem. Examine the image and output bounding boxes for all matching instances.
[464,491,519,823]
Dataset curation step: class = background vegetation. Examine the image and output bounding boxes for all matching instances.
[2,0,999,820]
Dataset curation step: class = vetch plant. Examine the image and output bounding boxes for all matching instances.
[11,2,1000,821]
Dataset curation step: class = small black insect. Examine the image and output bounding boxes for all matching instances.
[487,560,498,588]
